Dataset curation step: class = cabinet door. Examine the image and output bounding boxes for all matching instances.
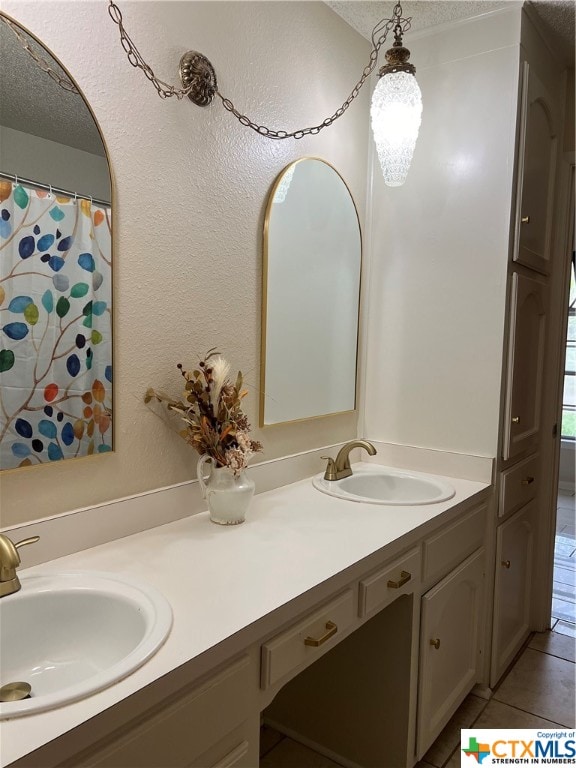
[61,657,255,768]
[417,549,484,757]
[503,271,547,461]
[190,721,260,768]
[513,62,558,275]
[490,502,534,687]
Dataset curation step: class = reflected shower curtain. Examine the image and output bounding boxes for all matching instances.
[0,181,112,469]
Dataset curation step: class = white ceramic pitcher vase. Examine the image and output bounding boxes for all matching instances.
[197,454,255,525]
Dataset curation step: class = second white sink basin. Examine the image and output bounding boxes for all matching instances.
[313,465,455,505]
[0,572,172,719]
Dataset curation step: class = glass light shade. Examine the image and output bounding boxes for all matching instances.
[371,70,423,187]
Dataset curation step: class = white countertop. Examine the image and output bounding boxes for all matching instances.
[1,465,490,766]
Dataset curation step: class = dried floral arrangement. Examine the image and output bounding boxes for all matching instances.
[145,349,262,473]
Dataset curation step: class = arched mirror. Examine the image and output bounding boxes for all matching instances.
[261,158,361,426]
[0,15,113,470]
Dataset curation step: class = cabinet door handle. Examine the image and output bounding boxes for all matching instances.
[512,416,520,424]
[387,570,412,589]
[501,560,511,569]
[521,476,535,486]
[430,638,441,650]
[521,216,530,223]
[304,620,338,647]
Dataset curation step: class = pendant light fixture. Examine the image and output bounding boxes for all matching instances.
[371,15,423,186]
[107,1,422,186]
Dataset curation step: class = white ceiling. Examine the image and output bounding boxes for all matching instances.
[0,17,105,157]
[0,2,573,160]
[326,0,575,67]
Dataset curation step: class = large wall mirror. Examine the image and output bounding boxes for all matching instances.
[0,15,113,470]
[261,158,361,426]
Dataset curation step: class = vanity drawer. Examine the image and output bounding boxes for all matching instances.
[423,504,486,586]
[358,547,421,618]
[261,590,354,690]
[499,453,539,518]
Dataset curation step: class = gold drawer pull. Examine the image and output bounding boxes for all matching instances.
[387,570,412,589]
[304,620,338,647]
[501,560,511,569]
[430,638,441,650]
[521,216,530,223]
[512,416,520,424]
[521,476,535,486]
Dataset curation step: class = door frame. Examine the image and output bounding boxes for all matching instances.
[533,152,575,629]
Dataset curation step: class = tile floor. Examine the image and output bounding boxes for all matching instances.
[553,489,576,633]
[260,489,576,768]
[261,625,576,768]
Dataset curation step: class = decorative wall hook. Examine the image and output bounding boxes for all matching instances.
[178,51,217,107]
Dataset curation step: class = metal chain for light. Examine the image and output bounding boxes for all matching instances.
[107,0,413,140]
[0,16,79,94]
[107,1,193,99]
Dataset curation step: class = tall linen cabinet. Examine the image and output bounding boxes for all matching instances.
[490,10,567,686]
[362,4,571,695]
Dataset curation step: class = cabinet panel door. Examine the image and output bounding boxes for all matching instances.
[503,272,547,461]
[417,549,484,757]
[207,741,250,768]
[490,502,534,687]
[513,62,558,275]
[190,720,260,768]
[65,657,254,768]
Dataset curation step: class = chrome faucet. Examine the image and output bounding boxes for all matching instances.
[322,440,377,481]
[0,534,40,598]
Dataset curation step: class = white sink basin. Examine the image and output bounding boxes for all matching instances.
[313,465,456,505]
[0,572,172,719]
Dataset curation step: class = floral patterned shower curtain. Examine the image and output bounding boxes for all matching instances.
[0,181,112,470]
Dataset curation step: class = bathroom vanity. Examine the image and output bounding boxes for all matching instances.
[2,466,490,768]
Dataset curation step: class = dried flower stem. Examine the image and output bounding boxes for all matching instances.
[145,350,262,473]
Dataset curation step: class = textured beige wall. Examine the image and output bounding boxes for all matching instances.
[363,9,521,457]
[0,1,369,527]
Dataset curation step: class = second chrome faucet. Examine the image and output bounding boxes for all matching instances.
[322,440,377,481]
